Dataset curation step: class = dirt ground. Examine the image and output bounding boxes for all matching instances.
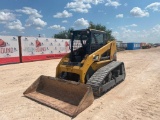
[0,47,160,120]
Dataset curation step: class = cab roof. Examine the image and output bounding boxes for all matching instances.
[72,29,106,34]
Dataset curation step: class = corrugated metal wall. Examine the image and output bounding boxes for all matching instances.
[127,43,141,50]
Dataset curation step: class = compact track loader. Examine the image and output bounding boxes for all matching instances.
[24,29,126,117]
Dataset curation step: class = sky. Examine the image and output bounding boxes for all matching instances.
[0,0,160,43]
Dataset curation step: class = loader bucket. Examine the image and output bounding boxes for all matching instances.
[23,75,94,117]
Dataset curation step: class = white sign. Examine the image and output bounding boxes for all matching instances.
[21,37,70,56]
[0,36,19,58]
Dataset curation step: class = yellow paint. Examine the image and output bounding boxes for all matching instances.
[56,41,117,84]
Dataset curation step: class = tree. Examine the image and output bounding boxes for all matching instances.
[54,22,115,40]
[54,28,74,39]
[88,21,115,40]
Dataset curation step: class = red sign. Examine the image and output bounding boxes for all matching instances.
[0,39,6,47]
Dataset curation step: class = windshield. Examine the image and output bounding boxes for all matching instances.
[72,31,89,50]
[91,33,104,44]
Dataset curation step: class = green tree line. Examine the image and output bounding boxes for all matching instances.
[54,22,115,40]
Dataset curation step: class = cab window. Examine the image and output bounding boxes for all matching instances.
[92,33,104,44]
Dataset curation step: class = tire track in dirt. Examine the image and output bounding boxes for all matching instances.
[0,47,160,120]
[75,47,160,120]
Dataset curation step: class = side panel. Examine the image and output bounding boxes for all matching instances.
[90,41,117,71]
[0,36,20,65]
[81,41,117,83]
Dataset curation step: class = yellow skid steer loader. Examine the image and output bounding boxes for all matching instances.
[24,29,126,117]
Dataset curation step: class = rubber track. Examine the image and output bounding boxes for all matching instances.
[86,61,123,96]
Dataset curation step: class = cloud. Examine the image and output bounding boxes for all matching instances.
[122,24,137,28]
[112,31,119,37]
[62,20,68,23]
[53,10,72,18]
[65,0,103,13]
[113,24,160,43]
[116,14,123,18]
[106,22,110,24]
[16,7,42,18]
[84,0,104,5]
[113,27,140,42]
[130,7,149,17]
[25,16,47,28]
[151,24,160,33]
[74,18,89,28]
[130,24,137,27]
[0,30,10,35]
[124,3,128,7]
[146,2,160,12]
[6,19,25,31]
[16,7,47,30]
[48,25,65,31]
[105,0,121,8]
[66,1,91,13]
[36,27,42,30]
[0,11,16,23]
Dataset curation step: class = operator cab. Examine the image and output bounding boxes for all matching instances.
[70,29,107,62]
